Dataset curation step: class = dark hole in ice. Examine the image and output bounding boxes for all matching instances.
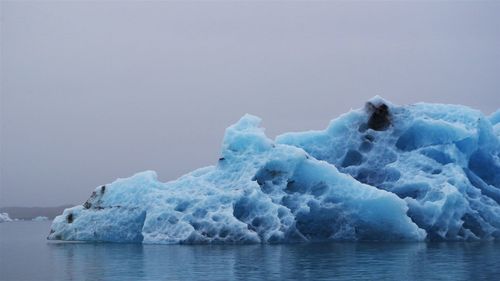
[295,204,339,240]
[341,150,363,167]
[395,187,419,199]
[260,182,276,194]
[233,198,251,221]
[385,168,401,182]
[269,170,282,177]
[168,216,179,224]
[366,102,391,131]
[420,148,453,165]
[101,185,106,194]
[218,157,225,161]
[359,141,373,152]
[355,168,388,186]
[219,228,229,238]
[175,201,190,212]
[285,179,309,194]
[285,180,298,193]
[83,201,92,209]
[252,217,262,227]
[193,209,207,218]
[67,213,73,224]
[253,167,284,186]
[247,224,257,232]
[281,195,301,212]
[364,134,375,142]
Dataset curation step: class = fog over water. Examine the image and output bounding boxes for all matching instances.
[1,1,499,207]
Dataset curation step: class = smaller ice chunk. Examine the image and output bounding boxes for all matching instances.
[32,216,50,222]
[0,212,13,223]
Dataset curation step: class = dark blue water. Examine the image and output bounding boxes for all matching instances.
[1,221,499,281]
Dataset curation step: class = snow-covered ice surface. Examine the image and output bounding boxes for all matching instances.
[48,97,500,243]
[0,213,12,223]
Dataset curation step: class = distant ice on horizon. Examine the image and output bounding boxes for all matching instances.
[32,216,50,222]
[0,213,13,223]
[48,97,500,243]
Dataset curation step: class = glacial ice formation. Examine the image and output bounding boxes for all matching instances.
[48,97,500,243]
[32,216,50,222]
[0,213,12,223]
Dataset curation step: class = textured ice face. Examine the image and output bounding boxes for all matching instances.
[277,97,500,240]
[48,98,500,243]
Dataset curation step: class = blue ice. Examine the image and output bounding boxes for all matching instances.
[48,97,500,243]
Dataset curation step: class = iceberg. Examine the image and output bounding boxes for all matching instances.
[0,212,12,223]
[48,97,500,243]
[32,216,50,222]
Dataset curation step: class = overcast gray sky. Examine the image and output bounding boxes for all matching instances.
[1,0,499,207]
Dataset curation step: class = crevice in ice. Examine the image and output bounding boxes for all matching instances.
[468,150,500,188]
[464,168,500,204]
[461,213,486,238]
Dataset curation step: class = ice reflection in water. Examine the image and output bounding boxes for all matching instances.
[47,241,499,281]
[1,222,498,281]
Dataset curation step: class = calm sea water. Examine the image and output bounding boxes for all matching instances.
[1,221,499,281]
